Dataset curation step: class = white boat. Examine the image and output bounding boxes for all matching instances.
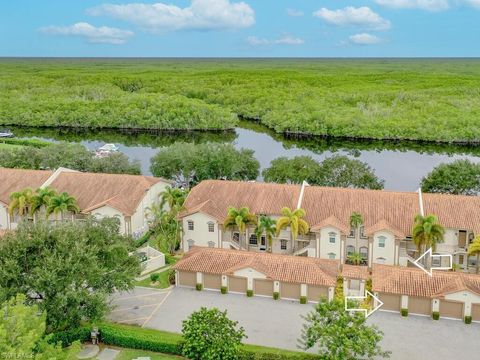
[95,143,120,158]
[0,130,14,138]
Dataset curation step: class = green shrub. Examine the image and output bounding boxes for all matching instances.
[168,269,176,285]
[432,312,440,320]
[273,292,279,300]
[465,316,472,324]
[48,326,91,347]
[165,253,177,265]
[196,283,203,291]
[150,273,161,282]
[238,345,320,360]
[300,296,307,304]
[221,286,228,294]
[246,290,253,297]
[401,308,408,317]
[99,323,183,355]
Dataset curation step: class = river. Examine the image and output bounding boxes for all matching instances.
[8,121,480,191]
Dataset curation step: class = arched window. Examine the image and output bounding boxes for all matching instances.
[207,222,214,232]
[378,236,386,248]
[376,257,386,264]
[249,234,258,246]
[359,246,368,259]
[207,241,216,248]
[346,245,355,255]
[328,252,336,260]
[328,232,336,244]
[187,220,194,231]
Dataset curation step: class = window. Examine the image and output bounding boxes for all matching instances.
[378,236,386,248]
[360,246,368,259]
[346,245,355,255]
[207,222,214,232]
[187,220,194,231]
[360,225,366,238]
[328,252,336,260]
[207,241,215,248]
[376,257,386,264]
[249,234,258,246]
[348,228,355,237]
[328,232,336,244]
[232,232,240,243]
[280,239,288,250]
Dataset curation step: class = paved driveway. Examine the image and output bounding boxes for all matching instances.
[109,287,480,359]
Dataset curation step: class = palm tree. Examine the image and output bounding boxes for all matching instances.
[412,214,445,254]
[347,252,363,266]
[224,207,256,249]
[30,187,57,222]
[349,211,364,252]
[46,192,80,221]
[160,186,187,213]
[276,207,309,251]
[467,235,480,274]
[8,188,35,223]
[255,215,277,253]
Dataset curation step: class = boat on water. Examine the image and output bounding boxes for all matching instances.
[95,143,120,158]
[0,130,14,138]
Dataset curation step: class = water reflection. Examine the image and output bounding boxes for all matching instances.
[9,124,480,191]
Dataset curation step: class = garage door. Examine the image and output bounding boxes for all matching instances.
[178,271,196,287]
[204,274,221,290]
[440,300,464,319]
[307,285,328,302]
[378,293,401,311]
[229,276,247,294]
[409,297,431,315]
[281,282,301,300]
[472,303,480,322]
[254,279,273,296]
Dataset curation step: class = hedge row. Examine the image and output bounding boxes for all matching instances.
[50,322,319,360]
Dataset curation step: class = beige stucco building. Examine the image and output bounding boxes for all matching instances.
[179,180,480,271]
[0,167,172,235]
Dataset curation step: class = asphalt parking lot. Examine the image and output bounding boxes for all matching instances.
[108,287,480,359]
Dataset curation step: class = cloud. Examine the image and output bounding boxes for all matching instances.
[313,6,391,30]
[349,33,383,45]
[247,35,305,46]
[39,22,134,44]
[286,8,304,17]
[464,0,480,8]
[374,0,449,11]
[87,0,255,32]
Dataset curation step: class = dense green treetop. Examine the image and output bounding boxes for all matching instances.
[150,142,259,186]
[0,219,140,332]
[421,159,480,195]
[263,155,384,189]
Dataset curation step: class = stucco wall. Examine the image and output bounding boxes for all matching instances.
[372,230,395,265]
[436,229,458,254]
[0,204,8,230]
[183,212,219,251]
[319,226,341,260]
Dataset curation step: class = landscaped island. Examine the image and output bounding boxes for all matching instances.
[2,58,480,142]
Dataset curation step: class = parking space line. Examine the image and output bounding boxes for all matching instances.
[116,317,149,324]
[113,291,169,302]
[142,290,172,328]
[110,303,159,313]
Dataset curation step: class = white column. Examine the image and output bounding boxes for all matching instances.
[300,284,307,297]
[374,292,380,309]
[196,272,203,285]
[245,228,249,250]
[247,277,253,291]
[175,270,179,286]
[343,277,348,295]
[359,280,365,295]
[340,238,345,263]
[464,301,472,317]
[395,242,400,266]
[274,281,280,293]
[218,228,222,248]
[401,295,408,309]
[432,299,440,313]
[316,234,320,258]
[368,239,373,268]
[328,287,335,302]
[221,275,228,288]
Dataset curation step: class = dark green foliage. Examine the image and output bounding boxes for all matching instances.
[196,283,203,291]
[263,155,384,189]
[0,138,50,148]
[168,269,176,285]
[221,286,228,294]
[165,253,177,265]
[150,273,161,282]
[464,316,472,324]
[299,299,390,360]
[401,308,408,317]
[99,323,183,355]
[0,142,141,174]
[48,326,92,347]
[246,290,254,297]
[0,219,140,332]
[421,159,480,195]
[273,292,279,300]
[300,296,307,304]
[150,142,259,185]
[181,307,246,360]
[134,230,153,248]
[432,312,440,320]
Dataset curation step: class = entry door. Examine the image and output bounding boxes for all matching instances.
[260,236,266,250]
[458,231,467,248]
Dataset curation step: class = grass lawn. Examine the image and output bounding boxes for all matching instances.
[115,348,184,360]
[135,269,172,289]
[0,142,22,149]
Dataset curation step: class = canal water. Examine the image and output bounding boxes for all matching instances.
[9,122,480,192]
